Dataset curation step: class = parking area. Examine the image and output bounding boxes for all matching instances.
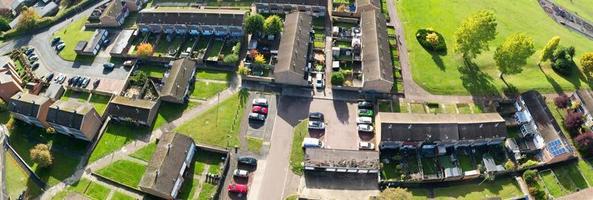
[309,99,359,150]
[300,171,379,200]
[246,92,277,144]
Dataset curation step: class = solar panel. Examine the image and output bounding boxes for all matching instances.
[547,139,568,157]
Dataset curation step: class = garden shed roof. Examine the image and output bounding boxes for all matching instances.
[274,11,312,86]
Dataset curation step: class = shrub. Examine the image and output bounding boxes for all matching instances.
[504,159,516,170]
[523,169,538,183]
[0,98,7,112]
[576,131,593,155]
[17,8,39,31]
[554,94,570,109]
[223,54,239,65]
[331,71,345,85]
[129,71,148,86]
[254,53,266,64]
[378,188,413,200]
[30,144,52,168]
[416,28,447,52]
[551,46,577,76]
[264,15,283,35]
[0,17,10,32]
[237,65,250,75]
[136,43,154,57]
[565,110,584,131]
[520,160,539,169]
[528,186,547,200]
[244,14,265,35]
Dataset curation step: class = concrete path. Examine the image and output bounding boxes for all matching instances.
[514,176,533,200]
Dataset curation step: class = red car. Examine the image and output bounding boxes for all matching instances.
[252,106,268,114]
[228,183,248,193]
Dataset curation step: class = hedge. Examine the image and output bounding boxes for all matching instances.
[415,28,447,53]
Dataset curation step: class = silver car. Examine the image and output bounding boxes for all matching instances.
[233,169,249,178]
[357,124,374,132]
[359,142,375,150]
[308,120,326,130]
[356,117,373,124]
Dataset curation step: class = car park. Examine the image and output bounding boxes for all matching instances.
[233,169,249,178]
[228,183,248,193]
[308,120,325,130]
[359,142,375,150]
[238,156,257,166]
[302,138,323,148]
[357,124,374,132]
[248,112,266,121]
[358,101,373,109]
[358,109,374,117]
[356,116,373,124]
[308,112,324,121]
[252,105,268,115]
[103,63,115,69]
[252,98,268,107]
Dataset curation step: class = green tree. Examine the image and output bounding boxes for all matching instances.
[264,15,283,35]
[539,36,560,65]
[377,188,413,200]
[454,10,498,61]
[0,17,10,32]
[331,71,345,85]
[244,14,265,35]
[30,144,52,168]
[17,7,39,30]
[223,54,239,65]
[581,52,593,74]
[493,33,535,87]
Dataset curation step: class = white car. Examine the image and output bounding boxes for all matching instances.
[357,124,374,132]
[233,169,249,177]
[359,142,375,150]
[308,120,326,130]
[356,116,373,124]
[252,98,268,107]
[315,73,324,88]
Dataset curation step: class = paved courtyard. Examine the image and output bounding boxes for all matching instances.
[309,99,359,150]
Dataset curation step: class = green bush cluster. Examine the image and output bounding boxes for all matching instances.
[551,46,577,76]
[415,28,447,53]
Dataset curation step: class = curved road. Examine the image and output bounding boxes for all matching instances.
[0,0,130,82]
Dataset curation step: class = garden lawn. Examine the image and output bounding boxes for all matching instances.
[111,191,136,200]
[88,121,151,162]
[552,163,588,191]
[191,81,228,100]
[540,170,569,197]
[196,69,232,81]
[89,94,111,115]
[398,0,593,95]
[154,37,184,57]
[458,154,474,172]
[433,178,523,199]
[51,179,111,200]
[553,0,593,24]
[53,16,95,61]
[130,142,157,162]
[61,90,90,102]
[4,152,42,199]
[137,63,167,78]
[290,120,308,175]
[194,148,225,175]
[95,160,146,189]
[578,159,593,186]
[153,101,197,131]
[381,162,401,181]
[198,183,217,200]
[206,39,224,59]
[177,177,199,200]
[175,93,244,148]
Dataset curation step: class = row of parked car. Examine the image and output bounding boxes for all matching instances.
[228,156,258,195]
[357,101,375,150]
[23,47,40,70]
[248,98,269,122]
[51,37,65,51]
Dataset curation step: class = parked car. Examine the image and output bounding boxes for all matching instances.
[357,124,374,132]
[51,37,61,46]
[31,62,39,70]
[238,156,257,166]
[45,73,54,82]
[233,169,249,178]
[308,120,325,130]
[55,43,65,51]
[103,63,115,69]
[25,48,34,55]
[81,77,90,88]
[29,56,38,62]
[356,116,373,124]
[228,183,248,194]
[252,98,268,107]
[123,60,134,67]
[248,112,266,121]
[302,137,323,148]
[308,112,324,121]
[315,73,324,88]
[93,79,100,88]
[74,76,83,87]
[55,74,65,83]
[359,142,375,150]
[102,39,110,46]
[27,53,36,59]
[358,109,374,117]
[252,106,268,115]
[358,101,373,109]
[68,76,77,85]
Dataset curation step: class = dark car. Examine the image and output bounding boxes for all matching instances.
[45,73,54,82]
[25,48,34,55]
[74,76,83,87]
[31,62,39,69]
[81,78,90,88]
[309,112,324,121]
[103,63,115,69]
[68,76,79,85]
[238,156,257,166]
[51,37,60,46]
[358,101,373,109]
[93,79,100,88]
[248,112,266,121]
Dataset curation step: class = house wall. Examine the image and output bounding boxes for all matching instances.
[80,109,103,140]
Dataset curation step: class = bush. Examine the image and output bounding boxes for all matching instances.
[576,131,593,156]
[223,54,239,65]
[0,17,10,32]
[415,28,447,52]
[523,169,538,183]
[528,186,547,200]
[237,65,250,75]
[551,46,577,76]
[0,98,7,112]
[565,110,584,131]
[554,94,570,109]
[331,71,345,85]
[504,159,516,170]
[30,144,52,168]
[520,160,539,169]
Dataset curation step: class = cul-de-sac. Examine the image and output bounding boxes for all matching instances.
[3,0,593,200]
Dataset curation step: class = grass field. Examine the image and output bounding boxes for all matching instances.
[4,152,43,199]
[88,121,151,162]
[196,69,231,81]
[95,160,146,189]
[130,142,157,162]
[540,170,569,197]
[111,191,136,200]
[433,178,523,199]
[191,81,228,100]
[553,0,593,24]
[52,179,112,200]
[289,120,308,175]
[175,93,245,148]
[61,90,90,102]
[53,16,95,61]
[397,0,593,95]
[89,94,111,115]
[153,101,197,131]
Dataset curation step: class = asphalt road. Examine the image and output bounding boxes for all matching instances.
[0,0,130,81]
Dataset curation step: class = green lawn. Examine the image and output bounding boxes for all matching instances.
[52,179,111,200]
[289,120,308,175]
[53,16,95,61]
[4,152,43,199]
[191,81,228,100]
[61,90,90,102]
[111,191,136,200]
[553,0,593,24]
[206,40,224,59]
[153,101,197,131]
[89,94,111,115]
[196,69,232,81]
[540,170,569,197]
[88,121,151,162]
[433,178,523,199]
[194,148,225,175]
[553,162,588,190]
[421,157,437,175]
[137,63,167,78]
[410,103,426,113]
[95,160,146,189]
[198,183,217,200]
[177,177,199,200]
[130,142,157,162]
[458,154,474,172]
[122,12,138,29]
[175,93,245,148]
[578,159,593,186]
[155,36,184,57]
[247,136,263,153]
[398,0,593,95]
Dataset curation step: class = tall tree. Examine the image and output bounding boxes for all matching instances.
[17,7,39,30]
[136,43,153,57]
[539,36,560,65]
[580,52,593,74]
[244,14,265,35]
[493,33,535,87]
[378,188,413,200]
[30,144,52,168]
[264,15,283,35]
[454,10,498,61]
[0,17,10,32]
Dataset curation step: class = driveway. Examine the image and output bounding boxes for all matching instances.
[300,171,379,200]
[309,99,358,150]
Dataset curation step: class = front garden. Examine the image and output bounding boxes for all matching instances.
[52,16,95,61]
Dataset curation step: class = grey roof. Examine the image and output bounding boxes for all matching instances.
[360,8,393,89]
[254,0,327,7]
[576,89,593,113]
[274,12,312,86]
[107,96,158,123]
[83,29,107,53]
[138,8,245,27]
[101,0,125,19]
[0,56,12,67]
[160,58,196,102]
[379,113,507,142]
[304,148,379,170]
[46,100,94,129]
[140,132,195,196]
[110,29,135,55]
[36,2,57,16]
[520,91,563,142]
[8,92,50,118]
[41,83,65,100]
[356,0,380,10]
[75,41,88,52]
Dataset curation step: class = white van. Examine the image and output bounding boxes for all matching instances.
[302,138,323,148]
[357,116,373,124]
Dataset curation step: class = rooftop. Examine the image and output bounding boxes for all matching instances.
[138,8,245,27]
[46,100,95,129]
[159,58,196,102]
[274,11,312,86]
[8,92,50,117]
